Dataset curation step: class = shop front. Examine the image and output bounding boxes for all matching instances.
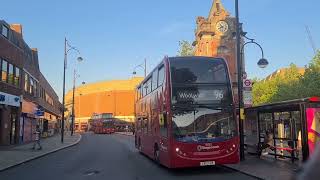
[0,91,21,145]
[21,99,38,143]
[39,111,58,137]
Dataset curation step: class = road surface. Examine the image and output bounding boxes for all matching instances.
[0,133,257,180]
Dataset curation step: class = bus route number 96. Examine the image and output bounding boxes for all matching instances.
[214,90,224,100]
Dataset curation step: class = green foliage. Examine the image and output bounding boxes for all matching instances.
[253,50,320,105]
[299,50,320,97]
[177,40,195,56]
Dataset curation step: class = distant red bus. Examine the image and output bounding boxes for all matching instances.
[134,56,239,168]
[92,119,115,134]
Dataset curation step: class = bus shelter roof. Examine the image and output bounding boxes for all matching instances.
[245,97,320,113]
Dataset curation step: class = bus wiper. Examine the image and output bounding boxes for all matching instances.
[196,104,223,110]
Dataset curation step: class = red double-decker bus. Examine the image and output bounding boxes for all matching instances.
[90,113,116,134]
[134,56,239,168]
[93,119,115,134]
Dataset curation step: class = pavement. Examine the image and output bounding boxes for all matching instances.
[225,154,298,180]
[0,133,81,172]
[0,132,257,180]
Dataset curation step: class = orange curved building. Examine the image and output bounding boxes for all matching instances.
[65,77,143,129]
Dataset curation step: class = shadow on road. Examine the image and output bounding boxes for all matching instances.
[138,150,235,177]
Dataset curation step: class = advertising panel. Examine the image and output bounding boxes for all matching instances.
[306,108,320,155]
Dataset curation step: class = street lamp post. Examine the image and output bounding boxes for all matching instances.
[113,90,117,117]
[71,59,83,136]
[235,0,269,161]
[235,0,244,161]
[61,37,82,143]
[133,58,147,77]
[241,37,269,69]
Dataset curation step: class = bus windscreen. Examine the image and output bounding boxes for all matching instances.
[170,57,232,105]
[169,57,236,143]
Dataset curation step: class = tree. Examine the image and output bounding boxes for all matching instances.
[252,75,280,105]
[299,50,320,97]
[177,40,195,56]
[252,63,302,105]
[252,50,320,106]
[271,63,303,102]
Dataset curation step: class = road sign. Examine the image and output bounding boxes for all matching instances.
[243,79,252,88]
[243,90,253,107]
[242,72,247,79]
[35,109,44,116]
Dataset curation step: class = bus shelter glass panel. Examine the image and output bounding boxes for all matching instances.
[244,112,258,146]
[274,112,292,157]
[292,111,302,160]
[259,113,273,135]
[259,113,274,154]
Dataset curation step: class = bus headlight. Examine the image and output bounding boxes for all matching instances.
[176,148,180,152]
[233,144,236,148]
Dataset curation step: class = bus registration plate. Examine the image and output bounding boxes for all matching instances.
[200,161,215,166]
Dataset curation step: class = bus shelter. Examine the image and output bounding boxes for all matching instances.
[244,97,320,163]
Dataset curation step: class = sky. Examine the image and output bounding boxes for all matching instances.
[2,0,320,100]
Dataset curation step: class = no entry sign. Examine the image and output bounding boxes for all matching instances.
[243,79,252,88]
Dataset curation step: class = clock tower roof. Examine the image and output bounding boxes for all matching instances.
[208,0,229,20]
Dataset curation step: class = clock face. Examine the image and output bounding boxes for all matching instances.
[216,21,229,33]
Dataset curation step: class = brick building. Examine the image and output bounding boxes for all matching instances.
[0,20,61,145]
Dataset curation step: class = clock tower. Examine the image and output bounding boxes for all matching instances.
[193,0,244,89]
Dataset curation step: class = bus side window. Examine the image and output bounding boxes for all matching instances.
[158,65,165,87]
[137,86,141,100]
[160,112,168,137]
[152,70,158,91]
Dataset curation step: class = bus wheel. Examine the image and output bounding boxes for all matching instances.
[154,145,160,164]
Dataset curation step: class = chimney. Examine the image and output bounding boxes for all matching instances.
[10,24,23,38]
[31,48,40,69]
[31,48,38,60]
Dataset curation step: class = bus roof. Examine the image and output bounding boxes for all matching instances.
[136,56,226,88]
[168,56,225,62]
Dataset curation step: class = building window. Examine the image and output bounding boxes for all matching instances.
[14,67,20,87]
[24,73,28,92]
[2,26,8,38]
[29,78,34,95]
[34,81,37,97]
[1,59,8,82]
[8,64,14,84]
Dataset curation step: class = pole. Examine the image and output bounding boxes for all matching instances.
[235,0,245,161]
[79,95,81,131]
[114,91,116,117]
[144,58,147,77]
[61,37,67,143]
[71,69,76,136]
